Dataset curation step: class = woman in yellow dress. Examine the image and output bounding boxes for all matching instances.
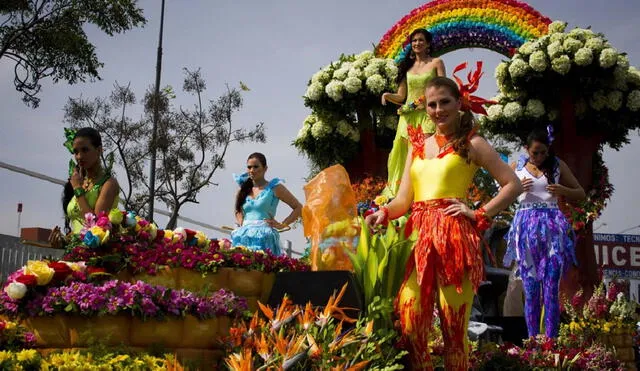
[62,127,120,233]
[380,29,445,197]
[368,77,521,370]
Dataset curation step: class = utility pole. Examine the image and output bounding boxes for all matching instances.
[147,0,166,222]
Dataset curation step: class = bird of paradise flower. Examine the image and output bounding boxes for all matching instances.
[224,283,390,371]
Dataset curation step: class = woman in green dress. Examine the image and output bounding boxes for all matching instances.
[381,29,446,197]
[62,127,120,233]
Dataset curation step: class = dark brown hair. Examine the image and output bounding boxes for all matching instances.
[234,152,267,215]
[425,76,476,161]
[62,127,103,233]
[526,130,557,184]
[396,29,433,84]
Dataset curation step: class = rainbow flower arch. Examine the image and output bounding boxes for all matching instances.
[376,0,552,61]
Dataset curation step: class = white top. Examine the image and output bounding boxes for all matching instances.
[515,166,559,204]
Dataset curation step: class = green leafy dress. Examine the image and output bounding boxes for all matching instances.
[66,174,119,233]
[383,69,437,197]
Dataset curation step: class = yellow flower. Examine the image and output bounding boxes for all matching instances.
[24,260,54,286]
[374,194,389,206]
[62,261,86,272]
[195,230,208,247]
[5,321,16,330]
[163,229,174,241]
[108,208,123,225]
[90,225,109,245]
[109,354,130,364]
[16,349,38,362]
[146,223,158,240]
[0,351,13,363]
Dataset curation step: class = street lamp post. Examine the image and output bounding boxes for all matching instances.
[147,0,166,222]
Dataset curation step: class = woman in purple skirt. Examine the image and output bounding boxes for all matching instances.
[503,128,585,338]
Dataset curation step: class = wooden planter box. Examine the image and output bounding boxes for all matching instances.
[23,314,233,350]
[68,315,130,347]
[130,317,184,348]
[129,267,276,311]
[25,315,70,347]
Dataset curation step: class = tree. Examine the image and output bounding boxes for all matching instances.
[153,68,265,229]
[64,68,266,229]
[0,0,146,107]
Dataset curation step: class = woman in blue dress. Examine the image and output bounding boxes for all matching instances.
[231,152,302,255]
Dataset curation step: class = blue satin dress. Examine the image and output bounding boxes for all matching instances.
[231,178,283,255]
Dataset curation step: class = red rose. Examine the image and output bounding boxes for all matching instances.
[71,271,87,282]
[48,262,72,281]
[185,229,196,241]
[154,229,165,242]
[15,274,38,287]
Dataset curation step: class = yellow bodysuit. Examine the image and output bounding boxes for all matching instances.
[396,126,483,371]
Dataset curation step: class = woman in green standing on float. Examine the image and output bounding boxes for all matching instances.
[62,127,120,234]
[381,28,446,197]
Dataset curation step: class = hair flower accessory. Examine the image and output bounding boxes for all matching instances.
[233,172,249,186]
[546,124,555,145]
[63,127,77,154]
[452,61,497,116]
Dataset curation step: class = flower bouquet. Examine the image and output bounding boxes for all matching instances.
[61,211,310,277]
[561,153,614,232]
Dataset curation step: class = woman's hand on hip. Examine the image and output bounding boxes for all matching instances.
[265,218,286,229]
[521,177,533,193]
[443,199,474,219]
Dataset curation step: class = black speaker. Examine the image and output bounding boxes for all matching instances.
[485,316,528,346]
[267,271,364,316]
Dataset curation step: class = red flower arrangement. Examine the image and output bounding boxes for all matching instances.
[562,153,614,232]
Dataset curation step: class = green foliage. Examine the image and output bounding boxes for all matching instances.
[0,0,146,107]
[347,217,415,329]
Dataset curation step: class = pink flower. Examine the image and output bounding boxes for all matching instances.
[96,214,111,229]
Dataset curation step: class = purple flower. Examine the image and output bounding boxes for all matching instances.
[23,331,37,347]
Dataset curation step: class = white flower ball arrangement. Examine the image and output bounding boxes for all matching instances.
[298,50,400,168]
[525,99,545,118]
[485,19,640,150]
[303,50,397,104]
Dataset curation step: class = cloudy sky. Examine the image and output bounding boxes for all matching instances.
[1,0,639,255]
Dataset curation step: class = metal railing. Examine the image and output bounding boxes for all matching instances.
[0,236,66,283]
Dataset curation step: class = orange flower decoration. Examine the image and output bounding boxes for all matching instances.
[407,125,426,160]
[452,61,497,116]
